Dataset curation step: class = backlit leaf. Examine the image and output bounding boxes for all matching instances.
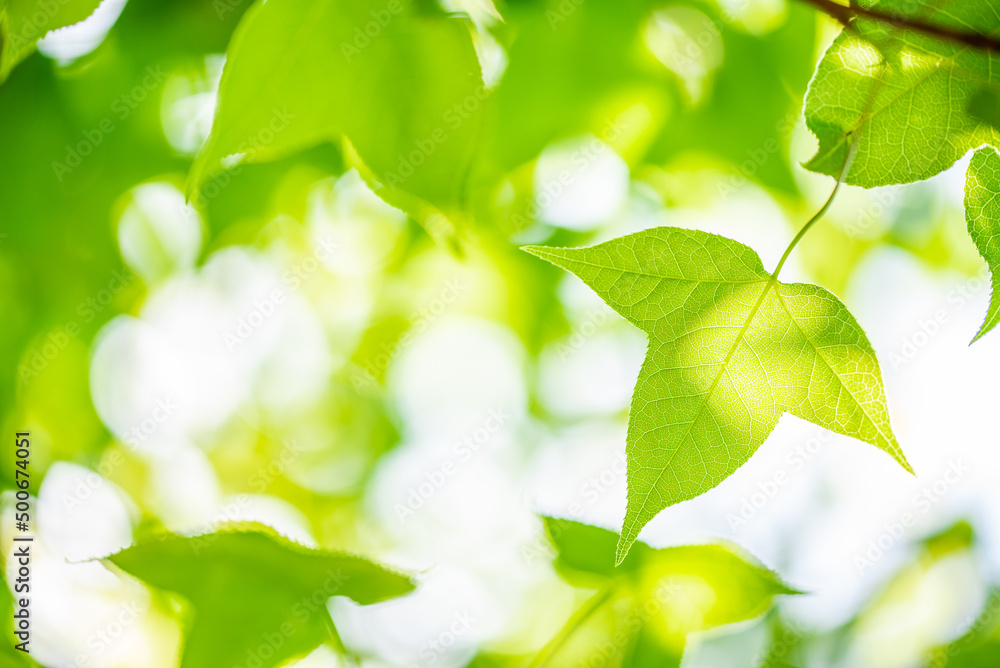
[527,228,911,561]
[803,1,1000,186]
[803,0,1000,340]
[190,0,485,226]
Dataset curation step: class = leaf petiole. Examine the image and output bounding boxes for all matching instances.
[771,137,859,281]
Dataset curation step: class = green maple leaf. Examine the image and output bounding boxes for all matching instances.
[526,227,912,562]
[189,0,484,226]
[538,516,798,665]
[803,0,1000,340]
[106,523,414,668]
[0,0,104,80]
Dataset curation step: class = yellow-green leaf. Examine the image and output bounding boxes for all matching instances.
[0,0,104,80]
[527,228,911,562]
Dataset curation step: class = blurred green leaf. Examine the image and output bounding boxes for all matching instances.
[643,0,817,195]
[0,0,104,79]
[190,0,484,227]
[107,522,414,668]
[924,589,1000,667]
[539,516,797,666]
[486,0,671,174]
[527,228,911,562]
[545,515,651,581]
[0,0,256,476]
[481,0,816,230]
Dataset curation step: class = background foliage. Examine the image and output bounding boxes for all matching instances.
[2,0,1000,666]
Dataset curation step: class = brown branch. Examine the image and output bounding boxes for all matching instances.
[799,0,1000,53]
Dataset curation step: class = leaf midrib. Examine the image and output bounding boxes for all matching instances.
[620,277,775,556]
[622,276,913,553]
[532,251,769,285]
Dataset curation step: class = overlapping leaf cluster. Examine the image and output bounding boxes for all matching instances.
[804,0,1000,340]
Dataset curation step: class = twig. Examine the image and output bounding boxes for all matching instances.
[798,0,1000,53]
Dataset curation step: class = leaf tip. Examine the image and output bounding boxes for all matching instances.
[969,319,996,345]
[521,244,580,273]
[900,456,916,477]
[614,532,636,567]
[780,583,807,596]
[520,244,548,259]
